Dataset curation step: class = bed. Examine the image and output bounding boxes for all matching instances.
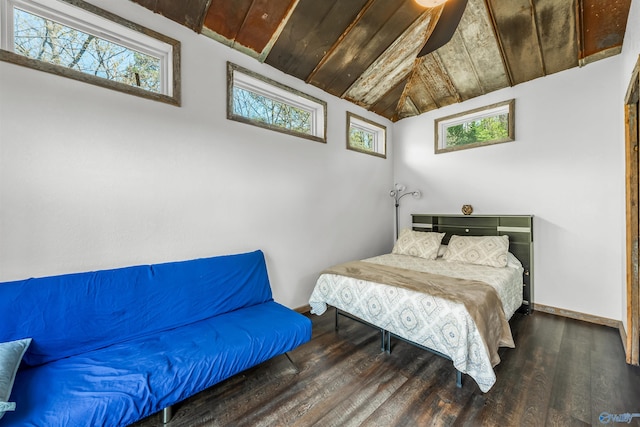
[308,214,533,392]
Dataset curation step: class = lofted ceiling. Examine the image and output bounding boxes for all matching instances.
[129,0,632,122]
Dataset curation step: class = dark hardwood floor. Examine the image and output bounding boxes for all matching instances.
[132,308,640,426]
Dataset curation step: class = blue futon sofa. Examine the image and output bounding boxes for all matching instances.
[0,250,312,426]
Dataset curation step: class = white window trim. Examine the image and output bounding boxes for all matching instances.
[228,62,327,143]
[0,0,180,105]
[347,112,386,158]
[435,99,515,154]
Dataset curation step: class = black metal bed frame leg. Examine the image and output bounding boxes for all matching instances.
[334,308,465,389]
[337,307,389,354]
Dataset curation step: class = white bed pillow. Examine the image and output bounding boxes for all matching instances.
[438,244,521,268]
[443,235,509,268]
[506,252,523,269]
[392,229,445,260]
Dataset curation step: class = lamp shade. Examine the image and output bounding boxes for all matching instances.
[415,0,447,7]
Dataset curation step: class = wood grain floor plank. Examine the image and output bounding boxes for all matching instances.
[131,309,640,427]
[473,312,558,426]
[548,317,592,424]
[230,335,383,426]
[545,408,591,427]
[296,357,408,427]
[589,323,640,425]
[358,358,455,426]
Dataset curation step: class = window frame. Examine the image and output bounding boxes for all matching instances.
[434,99,515,154]
[346,112,386,158]
[0,0,181,106]
[227,62,327,143]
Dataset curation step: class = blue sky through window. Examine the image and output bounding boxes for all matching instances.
[14,7,161,92]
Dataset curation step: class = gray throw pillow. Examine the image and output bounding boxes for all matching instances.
[0,338,32,420]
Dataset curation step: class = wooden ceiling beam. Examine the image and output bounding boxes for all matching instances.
[417,68,445,111]
[529,0,547,76]
[308,0,423,98]
[257,0,301,62]
[140,0,632,120]
[579,0,631,64]
[369,76,410,121]
[482,0,513,87]
[266,0,391,89]
[130,0,212,32]
[305,0,377,84]
[343,7,441,107]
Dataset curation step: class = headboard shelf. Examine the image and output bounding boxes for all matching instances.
[412,214,534,314]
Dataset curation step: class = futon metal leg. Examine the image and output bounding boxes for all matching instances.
[380,329,386,351]
[335,307,339,331]
[162,406,173,424]
[284,351,301,374]
[456,370,463,388]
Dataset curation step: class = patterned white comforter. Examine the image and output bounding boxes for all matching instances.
[308,253,523,392]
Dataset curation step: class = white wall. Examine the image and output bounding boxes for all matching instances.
[2,0,636,321]
[0,0,394,309]
[393,56,626,321]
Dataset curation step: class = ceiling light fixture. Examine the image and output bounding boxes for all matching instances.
[415,0,447,7]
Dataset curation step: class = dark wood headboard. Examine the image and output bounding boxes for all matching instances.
[411,214,534,314]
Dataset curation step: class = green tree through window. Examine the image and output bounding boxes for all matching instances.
[349,127,375,151]
[346,112,386,158]
[445,114,509,147]
[435,100,514,154]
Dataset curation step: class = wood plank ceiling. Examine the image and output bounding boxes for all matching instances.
[130,0,632,122]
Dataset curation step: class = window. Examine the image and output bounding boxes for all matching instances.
[0,0,180,105]
[347,112,386,158]
[435,99,515,154]
[227,62,326,143]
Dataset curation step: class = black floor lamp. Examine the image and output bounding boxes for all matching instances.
[389,183,421,241]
